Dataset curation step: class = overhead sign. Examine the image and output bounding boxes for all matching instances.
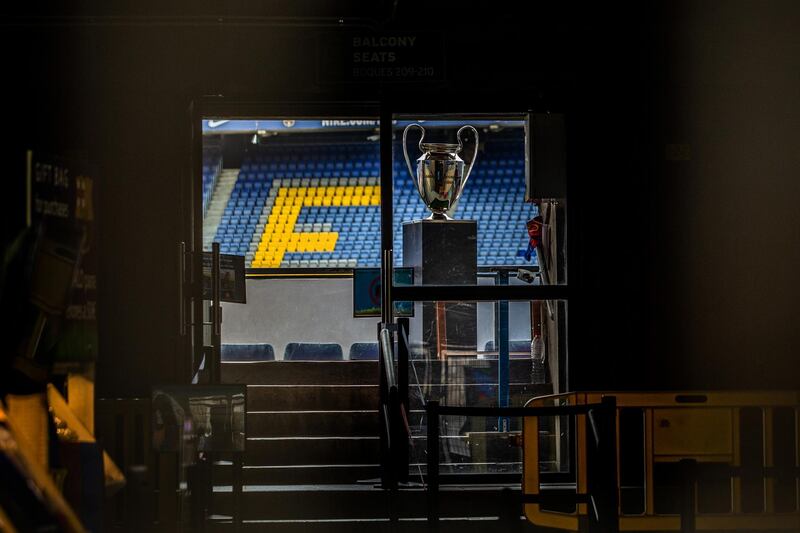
[202,253,247,304]
[202,119,379,134]
[202,119,524,135]
[318,32,444,84]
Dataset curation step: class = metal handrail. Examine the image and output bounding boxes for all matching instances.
[379,327,396,390]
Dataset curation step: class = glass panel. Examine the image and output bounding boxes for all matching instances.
[391,115,566,285]
[405,299,567,479]
[200,117,381,268]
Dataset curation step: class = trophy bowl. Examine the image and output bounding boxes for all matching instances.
[403,123,479,220]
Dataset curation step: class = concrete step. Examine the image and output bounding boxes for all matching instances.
[244,437,379,466]
[213,464,380,485]
[244,383,551,412]
[246,385,378,411]
[248,411,379,438]
[239,436,533,472]
[207,517,541,533]
[211,485,527,522]
[224,360,551,387]
[223,361,378,385]
[246,410,551,439]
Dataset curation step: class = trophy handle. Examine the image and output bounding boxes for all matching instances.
[457,125,479,186]
[402,123,426,196]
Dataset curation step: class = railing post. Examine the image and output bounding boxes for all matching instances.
[426,400,440,523]
[679,459,697,533]
[587,395,618,533]
[497,270,510,432]
[210,242,221,385]
[397,317,410,483]
[602,396,619,533]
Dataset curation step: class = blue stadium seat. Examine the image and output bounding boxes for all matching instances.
[284,342,344,361]
[349,343,379,360]
[221,343,275,361]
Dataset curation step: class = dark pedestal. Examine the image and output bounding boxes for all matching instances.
[402,220,478,358]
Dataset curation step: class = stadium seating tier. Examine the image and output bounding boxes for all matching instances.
[204,140,538,268]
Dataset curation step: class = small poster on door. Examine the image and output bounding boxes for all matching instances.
[202,252,247,304]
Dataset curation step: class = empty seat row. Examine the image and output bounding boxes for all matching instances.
[221,342,380,361]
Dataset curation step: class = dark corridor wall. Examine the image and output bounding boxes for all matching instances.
[1,1,797,396]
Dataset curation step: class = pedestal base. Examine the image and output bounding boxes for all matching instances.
[402,220,478,358]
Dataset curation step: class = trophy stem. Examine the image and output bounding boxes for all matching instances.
[427,212,452,221]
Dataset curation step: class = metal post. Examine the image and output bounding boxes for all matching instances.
[387,385,399,490]
[587,395,619,533]
[177,241,186,337]
[233,453,243,533]
[379,103,394,326]
[210,242,221,385]
[397,317,410,483]
[426,400,440,522]
[497,270,510,432]
[601,396,619,533]
[680,459,697,533]
[381,250,394,325]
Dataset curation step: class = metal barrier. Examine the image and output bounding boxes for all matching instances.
[523,392,800,532]
[426,398,618,531]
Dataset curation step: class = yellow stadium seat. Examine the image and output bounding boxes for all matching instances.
[297,187,307,197]
[335,186,345,196]
[313,197,323,206]
[277,188,287,196]
[325,187,335,196]
[332,197,342,206]
[355,186,364,195]
[341,196,352,206]
[287,188,297,197]
[287,243,297,252]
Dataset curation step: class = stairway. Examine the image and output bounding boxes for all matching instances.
[203,168,240,250]
[211,359,549,532]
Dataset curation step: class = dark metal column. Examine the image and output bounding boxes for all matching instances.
[379,103,394,326]
[426,400,440,523]
[210,242,222,385]
[497,270,510,432]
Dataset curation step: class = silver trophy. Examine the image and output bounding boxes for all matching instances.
[402,123,479,220]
